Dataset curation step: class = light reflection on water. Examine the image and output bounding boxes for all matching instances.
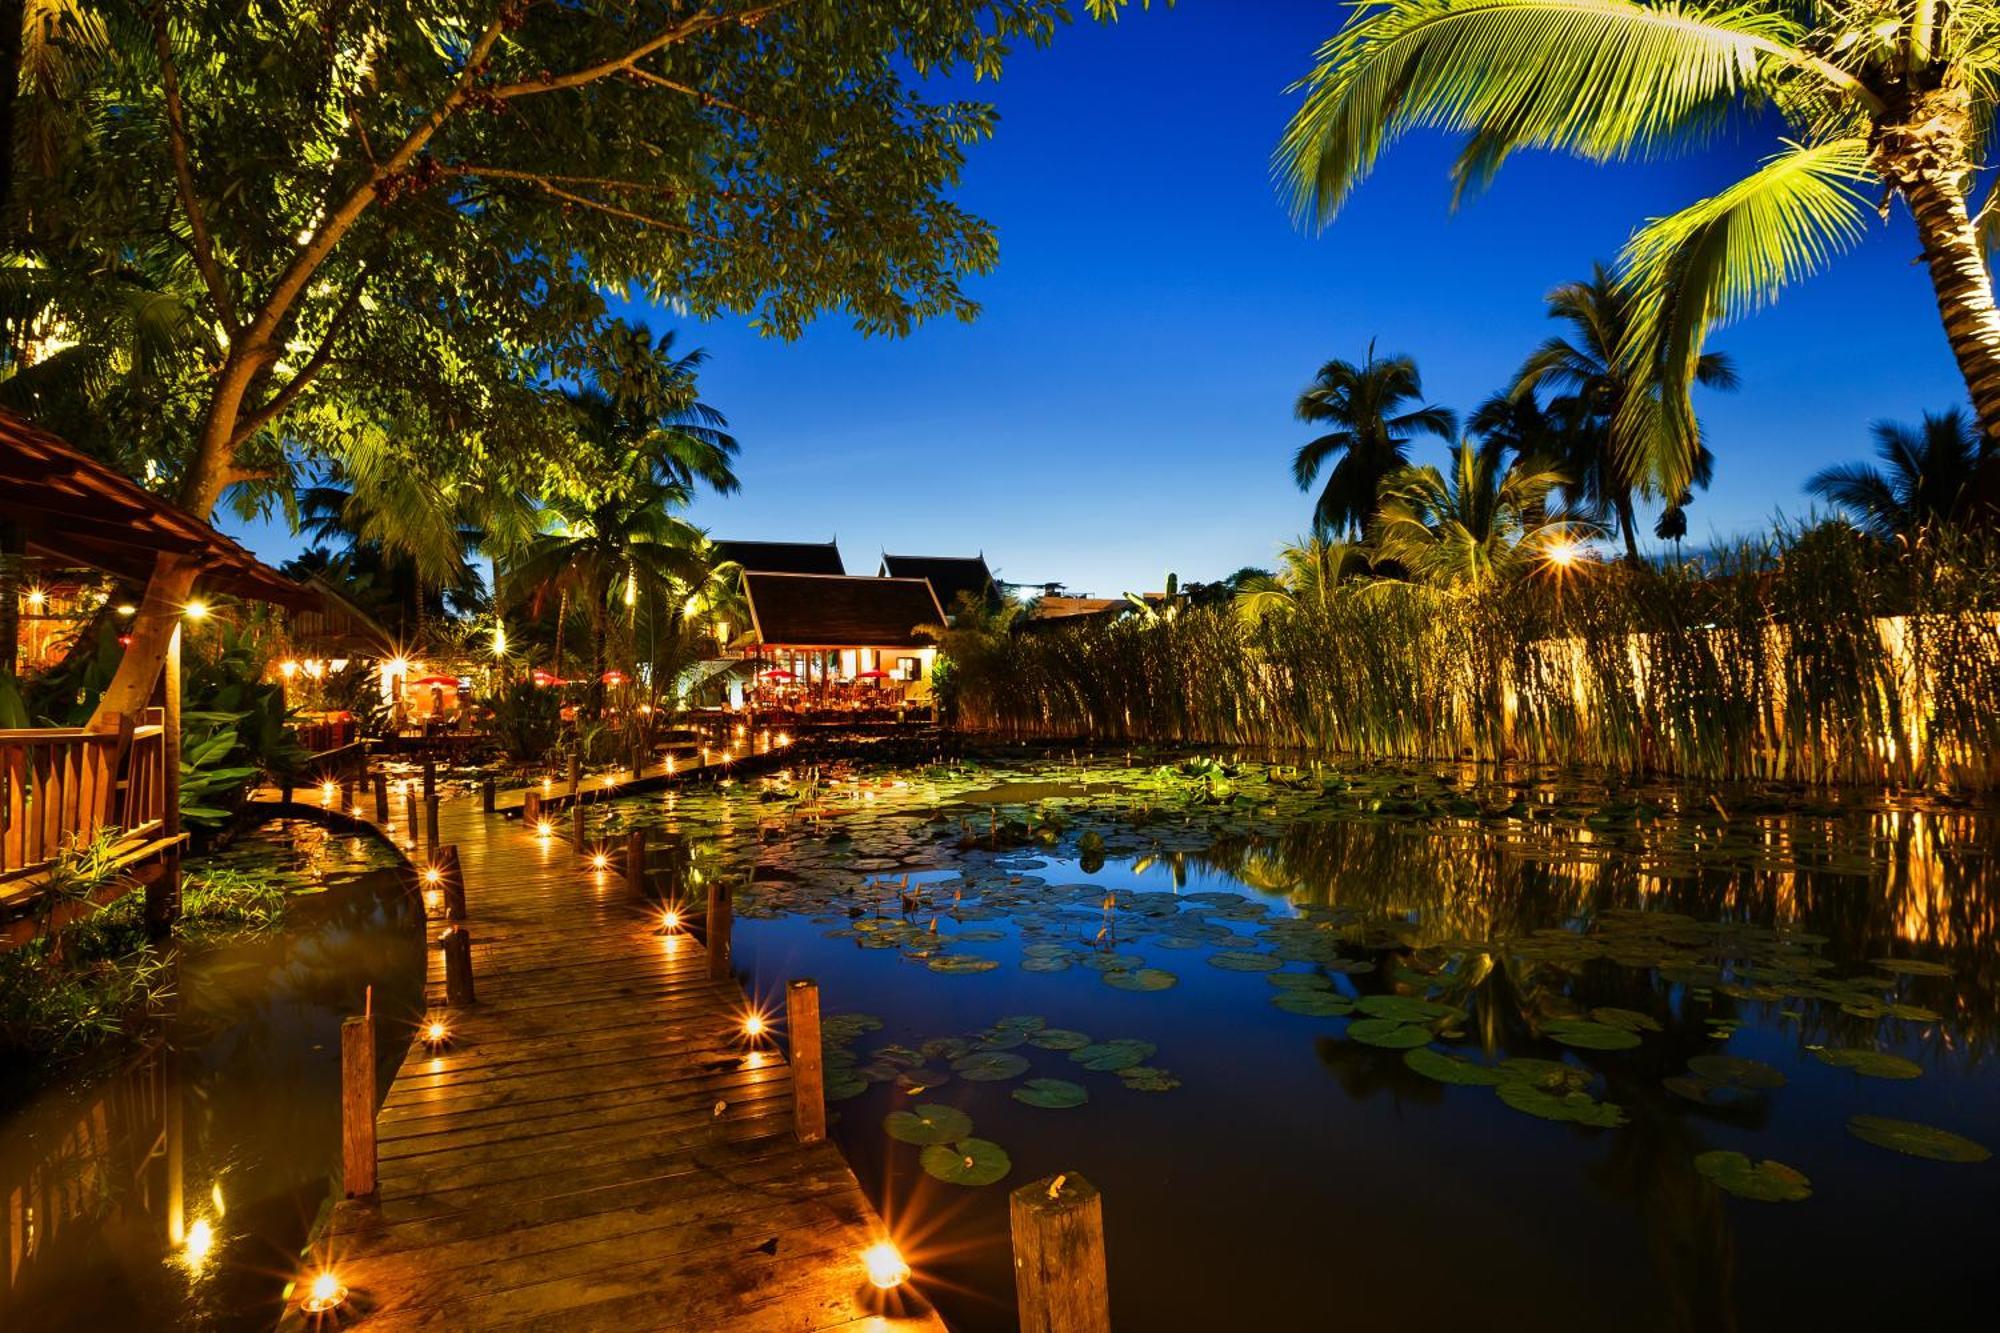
[0,821,421,1331]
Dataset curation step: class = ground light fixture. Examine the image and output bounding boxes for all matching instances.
[590,850,610,871]
[422,865,443,886]
[862,1240,911,1290]
[420,1017,450,1052]
[535,820,554,839]
[300,1269,348,1315]
[659,906,683,934]
[182,1217,215,1269]
[741,1011,768,1041]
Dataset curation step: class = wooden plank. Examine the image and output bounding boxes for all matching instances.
[282,784,943,1331]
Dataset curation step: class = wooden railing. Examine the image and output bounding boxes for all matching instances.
[0,710,168,885]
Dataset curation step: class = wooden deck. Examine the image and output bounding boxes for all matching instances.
[301,785,945,1331]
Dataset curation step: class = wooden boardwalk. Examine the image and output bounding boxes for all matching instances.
[301,788,945,1331]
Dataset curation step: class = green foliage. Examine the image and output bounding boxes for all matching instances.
[1807,409,1995,540]
[950,525,2000,788]
[1292,343,1456,536]
[1371,438,1597,587]
[486,676,563,761]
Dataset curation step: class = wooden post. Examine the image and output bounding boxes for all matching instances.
[425,796,440,848]
[625,828,647,897]
[631,746,644,782]
[339,776,355,814]
[567,752,581,796]
[341,1014,377,1197]
[1010,1173,1110,1333]
[403,786,420,846]
[787,979,825,1144]
[522,788,542,827]
[480,777,496,813]
[443,927,476,1005]
[571,799,586,854]
[147,624,183,937]
[437,845,466,920]
[422,757,437,803]
[372,770,389,822]
[706,881,733,981]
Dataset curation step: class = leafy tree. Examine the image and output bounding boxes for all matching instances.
[1509,265,1736,559]
[1277,0,2000,505]
[6,0,1151,724]
[1806,407,1992,538]
[1370,438,1596,587]
[1234,535,1379,621]
[1293,343,1457,536]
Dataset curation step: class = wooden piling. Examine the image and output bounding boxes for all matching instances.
[1010,1172,1110,1333]
[572,799,586,855]
[480,777,496,813]
[625,828,647,897]
[425,796,441,848]
[443,928,476,1005]
[436,845,466,921]
[403,786,420,846]
[341,1015,377,1198]
[522,788,542,827]
[567,752,581,797]
[373,771,389,822]
[706,881,733,981]
[339,777,355,813]
[787,979,825,1144]
[422,757,437,804]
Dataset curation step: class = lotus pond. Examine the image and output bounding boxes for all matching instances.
[587,748,1999,1330]
[0,819,420,1330]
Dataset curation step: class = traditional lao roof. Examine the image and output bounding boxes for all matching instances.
[742,572,944,648]
[878,554,995,611]
[714,539,846,576]
[0,409,317,609]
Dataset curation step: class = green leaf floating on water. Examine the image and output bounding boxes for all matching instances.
[1012,1078,1089,1109]
[1686,1054,1786,1090]
[1103,967,1179,992]
[1266,972,1334,991]
[1028,1028,1092,1051]
[895,1067,952,1093]
[1207,950,1281,972]
[884,1104,973,1145]
[928,954,1000,974]
[1404,1047,1507,1085]
[1071,1039,1156,1071]
[1496,1080,1627,1128]
[994,1014,1046,1032]
[951,1051,1031,1081]
[1591,1007,1664,1033]
[919,1138,1012,1186]
[1695,1151,1812,1203]
[1663,1076,1762,1111]
[1355,995,1461,1023]
[1871,957,1952,977]
[826,1068,870,1101]
[1346,1018,1433,1049]
[1543,1019,1642,1051]
[1846,1115,1992,1162]
[1271,990,1354,1017]
[1813,1047,1922,1080]
[1117,1065,1181,1092]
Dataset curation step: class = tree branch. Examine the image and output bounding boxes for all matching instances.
[488,1,794,100]
[464,167,695,232]
[453,163,706,200]
[231,269,369,447]
[623,66,756,119]
[153,7,238,333]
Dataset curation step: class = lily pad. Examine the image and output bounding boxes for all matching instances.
[1813,1047,1922,1080]
[1103,967,1179,992]
[1012,1078,1089,1109]
[1591,1007,1664,1033]
[928,954,1000,974]
[826,1068,870,1101]
[1404,1047,1507,1086]
[1871,958,1952,977]
[1686,1054,1786,1090]
[1355,995,1460,1023]
[1346,1018,1433,1049]
[1695,1150,1812,1202]
[1271,990,1354,1017]
[1662,1076,1762,1111]
[1496,1080,1626,1128]
[1266,972,1334,991]
[1028,1028,1093,1051]
[895,1067,952,1093]
[951,1051,1031,1082]
[1116,1065,1181,1092]
[883,1104,973,1145]
[1543,1019,1642,1051]
[1846,1115,1991,1163]
[1071,1039,1157,1071]
[1207,950,1281,972]
[919,1138,1012,1186]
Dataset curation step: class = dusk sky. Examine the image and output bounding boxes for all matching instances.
[226,0,1969,596]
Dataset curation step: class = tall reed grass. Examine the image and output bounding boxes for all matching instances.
[948,526,2000,789]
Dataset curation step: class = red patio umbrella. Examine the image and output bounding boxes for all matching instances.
[409,674,460,687]
[854,669,890,679]
[762,668,796,680]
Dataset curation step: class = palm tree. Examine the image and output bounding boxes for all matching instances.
[1509,265,1736,560]
[1234,535,1379,621]
[1293,343,1457,536]
[506,471,711,720]
[1278,0,2000,507]
[1807,408,1991,539]
[1370,439,1597,588]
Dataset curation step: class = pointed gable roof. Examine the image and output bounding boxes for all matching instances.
[714,539,846,576]
[742,572,944,648]
[878,553,995,611]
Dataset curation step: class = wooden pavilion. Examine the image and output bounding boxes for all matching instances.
[0,409,319,946]
[738,571,944,717]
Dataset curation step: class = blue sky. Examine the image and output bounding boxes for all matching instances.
[226,0,1968,597]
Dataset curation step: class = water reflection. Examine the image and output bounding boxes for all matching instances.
[0,821,420,1331]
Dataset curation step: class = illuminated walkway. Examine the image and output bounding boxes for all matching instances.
[299,784,942,1330]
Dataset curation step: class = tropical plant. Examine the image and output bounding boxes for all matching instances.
[1234,535,1379,621]
[485,676,563,762]
[1277,0,2000,504]
[9,0,1153,729]
[1371,439,1596,587]
[1292,343,1457,535]
[1508,265,1735,559]
[1807,407,1993,539]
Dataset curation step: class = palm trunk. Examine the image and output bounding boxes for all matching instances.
[1613,491,1642,562]
[588,606,609,721]
[1885,99,2000,512]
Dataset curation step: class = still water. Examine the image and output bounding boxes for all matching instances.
[602,751,1999,1331]
[0,820,421,1331]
